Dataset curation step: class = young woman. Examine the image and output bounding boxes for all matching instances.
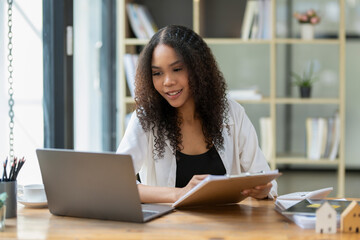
[117,25,277,203]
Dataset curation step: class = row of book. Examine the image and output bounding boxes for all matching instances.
[241,0,271,40]
[126,3,158,39]
[306,114,340,160]
[124,53,139,98]
[126,1,271,40]
[259,113,340,161]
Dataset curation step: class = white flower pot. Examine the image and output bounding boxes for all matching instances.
[300,24,314,40]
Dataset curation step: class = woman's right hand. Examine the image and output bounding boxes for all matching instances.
[174,174,208,201]
[138,174,208,203]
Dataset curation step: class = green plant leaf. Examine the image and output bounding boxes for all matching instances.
[0,192,7,207]
[290,60,319,87]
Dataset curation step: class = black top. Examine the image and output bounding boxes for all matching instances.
[175,146,226,188]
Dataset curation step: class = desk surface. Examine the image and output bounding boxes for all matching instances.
[1,198,357,240]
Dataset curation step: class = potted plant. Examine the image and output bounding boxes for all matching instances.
[291,61,319,98]
[293,9,321,39]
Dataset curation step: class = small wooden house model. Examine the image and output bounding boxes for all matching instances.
[341,201,360,233]
[316,201,337,234]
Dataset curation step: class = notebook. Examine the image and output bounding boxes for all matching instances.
[281,199,358,216]
[36,148,174,223]
[173,170,281,208]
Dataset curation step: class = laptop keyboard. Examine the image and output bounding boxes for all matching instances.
[142,210,159,218]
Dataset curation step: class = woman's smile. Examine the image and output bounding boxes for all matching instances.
[166,89,182,98]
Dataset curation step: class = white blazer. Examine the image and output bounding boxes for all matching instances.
[117,98,278,198]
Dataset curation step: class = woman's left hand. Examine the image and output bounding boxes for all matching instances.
[241,182,272,200]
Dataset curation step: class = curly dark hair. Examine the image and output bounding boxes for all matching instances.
[135,25,228,159]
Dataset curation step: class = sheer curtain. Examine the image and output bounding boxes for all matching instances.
[0,0,43,185]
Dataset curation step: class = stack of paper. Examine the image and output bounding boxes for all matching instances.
[292,215,318,229]
[281,199,353,229]
[275,187,333,212]
[227,88,262,101]
[275,187,334,229]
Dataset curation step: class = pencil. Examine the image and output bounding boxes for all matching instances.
[9,157,16,181]
[2,157,8,181]
[14,157,25,180]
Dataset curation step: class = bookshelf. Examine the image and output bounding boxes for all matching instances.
[117,0,346,197]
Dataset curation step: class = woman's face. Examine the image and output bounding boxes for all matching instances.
[151,44,193,109]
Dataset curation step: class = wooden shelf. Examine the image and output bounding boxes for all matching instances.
[118,0,346,197]
[125,97,135,104]
[124,38,340,46]
[125,97,275,105]
[124,38,148,45]
[204,38,271,45]
[275,38,340,44]
[126,97,340,105]
[275,157,340,165]
[275,98,340,104]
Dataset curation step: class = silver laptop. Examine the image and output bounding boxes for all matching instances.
[36,148,174,223]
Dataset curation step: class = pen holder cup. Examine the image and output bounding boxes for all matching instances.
[0,181,17,218]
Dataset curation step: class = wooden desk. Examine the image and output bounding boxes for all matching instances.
[0,198,357,239]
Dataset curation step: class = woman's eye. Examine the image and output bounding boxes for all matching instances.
[152,72,161,76]
[174,68,182,72]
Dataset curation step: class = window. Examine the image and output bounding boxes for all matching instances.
[74,0,117,152]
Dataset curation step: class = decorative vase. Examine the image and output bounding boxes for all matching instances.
[300,86,311,98]
[300,24,314,40]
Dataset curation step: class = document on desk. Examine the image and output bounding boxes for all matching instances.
[281,199,356,216]
[275,187,334,211]
[172,170,281,208]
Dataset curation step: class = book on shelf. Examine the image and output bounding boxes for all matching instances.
[135,4,158,38]
[306,118,323,160]
[241,0,271,40]
[260,0,271,39]
[323,118,334,159]
[328,111,340,160]
[126,3,147,39]
[249,4,259,39]
[126,3,158,39]
[241,0,257,40]
[305,114,340,160]
[259,117,273,162]
[124,53,139,98]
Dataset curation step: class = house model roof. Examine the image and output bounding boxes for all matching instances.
[341,200,360,233]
